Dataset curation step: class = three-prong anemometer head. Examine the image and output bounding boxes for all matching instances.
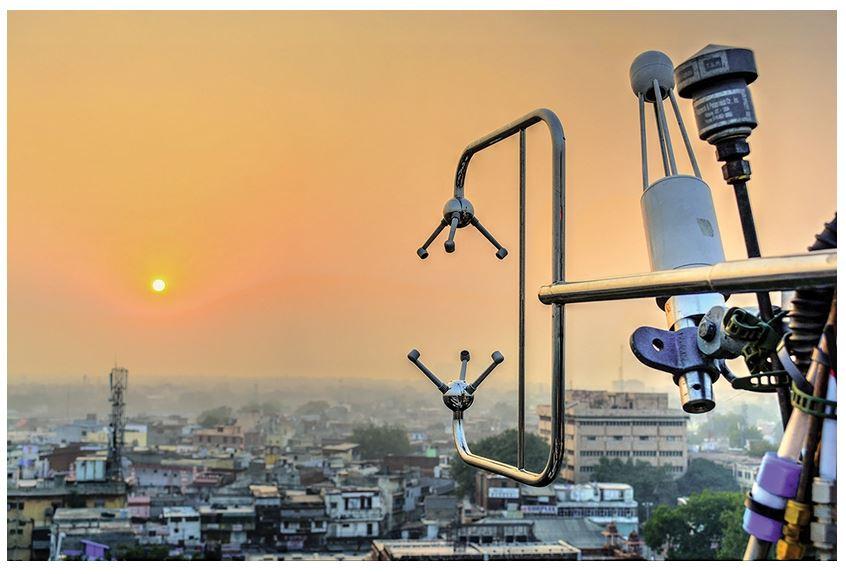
[407,348,505,413]
[416,196,508,260]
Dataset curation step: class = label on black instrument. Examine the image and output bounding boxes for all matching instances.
[693,87,755,138]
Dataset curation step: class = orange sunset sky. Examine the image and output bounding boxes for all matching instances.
[8,11,836,394]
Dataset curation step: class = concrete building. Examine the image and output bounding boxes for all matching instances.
[49,507,135,560]
[454,519,533,544]
[553,483,638,537]
[475,473,521,511]
[250,485,282,549]
[321,442,360,464]
[279,491,328,551]
[7,478,127,560]
[162,507,201,548]
[198,504,256,557]
[324,487,384,545]
[538,390,689,482]
[192,425,245,450]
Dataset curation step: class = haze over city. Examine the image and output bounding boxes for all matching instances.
[8,11,835,396]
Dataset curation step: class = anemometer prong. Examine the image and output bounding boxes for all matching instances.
[445,215,460,253]
[417,220,448,259]
[458,350,470,381]
[471,216,508,260]
[469,351,505,392]
[407,349,449,393]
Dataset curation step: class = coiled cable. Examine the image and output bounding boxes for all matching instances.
[784,216,836,390]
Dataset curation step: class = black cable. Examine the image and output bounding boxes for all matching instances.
[784,217,837,387]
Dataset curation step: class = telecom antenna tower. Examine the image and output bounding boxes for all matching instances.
[107,366,128,481]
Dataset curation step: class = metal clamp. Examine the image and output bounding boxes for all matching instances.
[630,325,720,384]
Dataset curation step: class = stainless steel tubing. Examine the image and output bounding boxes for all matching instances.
[450,109,566,487]
[538,250,836,306]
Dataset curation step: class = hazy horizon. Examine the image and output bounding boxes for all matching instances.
[8,12,836,399]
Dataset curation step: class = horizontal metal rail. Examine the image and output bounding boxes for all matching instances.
[450,108,566,487]
[537,250,836,306]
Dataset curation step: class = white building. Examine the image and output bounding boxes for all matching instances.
[324,487,383,540]
[553,483,639,537]
[162,506,201,547]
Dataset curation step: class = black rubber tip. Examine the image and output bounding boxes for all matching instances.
[460,350,470,361]
[417,248,428,259]
[407,349,420,362]
[496,248,508,260]
[491,351,504,364]
[444,240,455,253]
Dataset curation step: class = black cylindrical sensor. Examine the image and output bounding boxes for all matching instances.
[674,44,758,143]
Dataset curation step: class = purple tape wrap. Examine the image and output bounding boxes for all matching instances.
[743,508,783,542]
[756,452,801,499]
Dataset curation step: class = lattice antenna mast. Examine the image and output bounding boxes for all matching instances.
[108,366,128,481]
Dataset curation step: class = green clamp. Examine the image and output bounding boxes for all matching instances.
[791,381,837,420]
[729,370,791,393]
[724,307,787,375]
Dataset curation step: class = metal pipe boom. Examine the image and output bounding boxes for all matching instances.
[538,251,836,306]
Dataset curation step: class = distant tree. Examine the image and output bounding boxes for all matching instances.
[746,439,776,458]
[591,457,678,519]
[715,495,755,560]
[351,423,413,459]
[296,400,330,416]
[450,429,549,497]
[197,406,233,428]
[677,458,739,496]
[642,490,744,560]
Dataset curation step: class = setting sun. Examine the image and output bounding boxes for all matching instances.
[151,278,167,293]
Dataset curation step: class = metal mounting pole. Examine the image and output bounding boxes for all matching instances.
[518,128,527,470]
[447,108,566,486]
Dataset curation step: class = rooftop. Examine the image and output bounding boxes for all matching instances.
[198,505,255,516]
[162,506,200,518]
[371,540,579,560]
[53,507,131,522]
[249,485,280,498]
[322,443,359,452]
[531,517,608,550]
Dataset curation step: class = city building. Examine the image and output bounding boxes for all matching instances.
[49,507,135,560]
[475,473,521,511]
[198,504,256,558]
[538,389,689,482]
[324,487,384,548]
[279,491,328,551]
[7,477,127,560]
[250,485,282,549]
[192,425,245,450]
[553,483,639,537]
[161,506,201,548]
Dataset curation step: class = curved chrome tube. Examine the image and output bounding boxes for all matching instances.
[449,109,566,487]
